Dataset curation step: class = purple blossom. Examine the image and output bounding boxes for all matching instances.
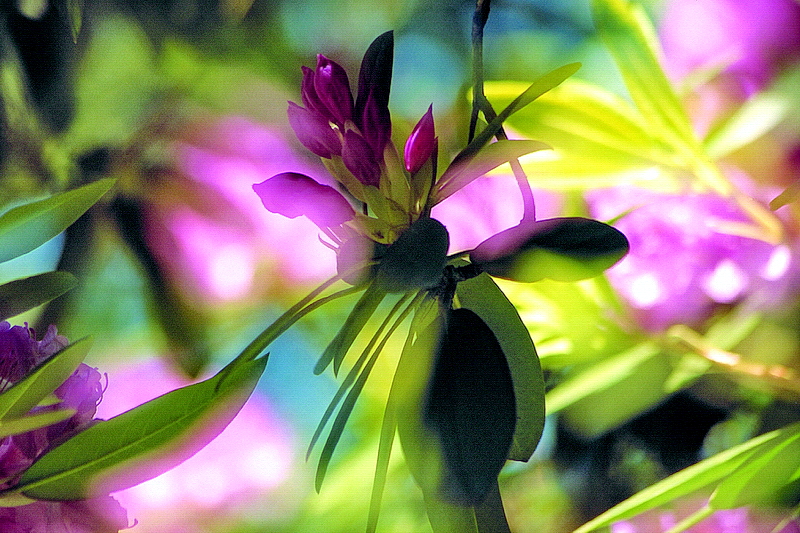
[404,105,437,174]
[587,186,800,332]
[253,172,356,229]
[0,322,129,532]
[659,0,800,96]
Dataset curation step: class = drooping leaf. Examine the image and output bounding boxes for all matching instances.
[571,423,797,533]
[0,409,76,439]
[435,140,550,203]
[423,308,516,505]
[0,336,91,421]
[314,281,386,375]
[0,271,77,321]
[13,355,267,500]
[456,270,545,462]
[0,178,114,264]
[470,217,629,283]
[375,217,450,293]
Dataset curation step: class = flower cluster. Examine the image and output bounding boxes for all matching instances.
[0,322,129,533]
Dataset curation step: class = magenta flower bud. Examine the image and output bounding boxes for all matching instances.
[253,172,356,229]
[404,105,437,174]
[341,129,382,187]
[287,102,342,158]
[313,55,354,126]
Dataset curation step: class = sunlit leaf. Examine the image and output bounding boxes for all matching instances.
[0,337,91,421]
[0,409,75,439]
[570,423,798,533]
[0,178,114,264]
[710,427,800,509]
[470,217,629,283]
[456,271,545,462]
[592,0,696,150]
[13,355,267,500]
[0,271,77,321]
[455,62,581,165]
[435,140,550,203]
[703,92,791,159]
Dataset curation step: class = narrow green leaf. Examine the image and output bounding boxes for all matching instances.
[710,427,800,509]
[14,355,267,500]
[456,271,545,462]
[0,409,75,438]
[592,0,696,150]
[0,337,91,421]
[703,93,790,159]
[307,294,413,460]
[314,282,386,375]
[0,178,114,264]
[454,63,581,166]
[571,425,794,533]
[436,140,550,203]
[315,294,419,491]
[67,0,84,41]
[0,271,77,321]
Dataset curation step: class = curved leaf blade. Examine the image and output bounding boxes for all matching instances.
[0,409,76,439]
[0,336,91,421]
[0,178,114,264]
[14,356,267,500]
[0,271,77,321]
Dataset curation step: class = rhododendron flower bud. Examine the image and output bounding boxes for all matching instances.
[404,105,437,174]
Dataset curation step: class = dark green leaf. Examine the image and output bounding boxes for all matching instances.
[470,217,629,282]
[456,271,545,462]
[375,217,449,293]
[355,31,394,118]
[14,355,267,500]
[0,178,114,264]
[424,308,516,505]
[0,337,91,421]
[0,409,76,438]
[0,271,77,321]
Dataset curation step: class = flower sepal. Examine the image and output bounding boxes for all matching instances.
[469,217,629,283]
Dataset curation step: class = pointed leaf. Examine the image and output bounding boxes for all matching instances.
[0,178,114,264]
[470,217,629,282]
[0,337,91,421]
[0,271,77,321]
[13,355,267,500]
[456,271,545,462]
[0,409,76,439]
[314,282,385,375]
[571,424,797,533]
[67,0,83,42]
[436,140,550,203]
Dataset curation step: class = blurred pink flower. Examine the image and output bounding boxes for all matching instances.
[659,0,800,96]
[0,322,130,533]
[612,505,800,533]
[147,116,343,302]
[96,358,296,533]
[588,186,800,332]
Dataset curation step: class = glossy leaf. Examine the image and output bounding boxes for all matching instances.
[14,355,267,500]
[0,337,91,421]
[423,308,516,505]
[375,217,450,293]
[456,271,545,462]
[0,409,76,439]
[0,271,77,321]
[0,178,114,264]
[470,217,629,283]
[571,424,797,533]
